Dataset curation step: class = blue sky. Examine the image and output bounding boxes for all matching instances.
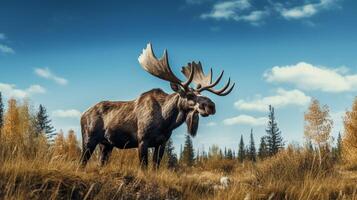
[1,0,357,153]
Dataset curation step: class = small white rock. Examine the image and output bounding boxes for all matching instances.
[220,176,230,188]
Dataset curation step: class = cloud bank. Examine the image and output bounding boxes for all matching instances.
[264,62,357,93]
[235,88,311,112]
[0,83,46,99]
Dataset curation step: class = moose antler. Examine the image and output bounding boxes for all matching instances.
[181,62,235,96]
[138,43,194,89]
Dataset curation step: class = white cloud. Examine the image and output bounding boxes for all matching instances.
[35,67,68,85]
[264,62,357,93]
[0,83,46,99]
[223,114,267,126]
[52,109,82,118]
[0,44,15,54]
[201,0,257,22]
[198,0,340,25]
[0,33,6,40]
[235,88,311,112]
[276,0,338,20]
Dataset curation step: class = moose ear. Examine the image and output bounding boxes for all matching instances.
[170,83,185,95]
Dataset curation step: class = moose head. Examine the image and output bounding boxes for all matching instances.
[138,43,235,136]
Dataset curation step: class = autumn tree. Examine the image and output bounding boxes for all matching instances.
[3,99,21,139]
[258,136,269,160]
[66,129,80,160]
[304,99,333,164]
[0,92,4,139]
[238,135,245,162]
[181,134,195,167]
[53,130,67,157]
[35,104,55,141]
[247,129,257,162]
[208,144,221,160]
[266,105,284,156]
[342,97,357,164]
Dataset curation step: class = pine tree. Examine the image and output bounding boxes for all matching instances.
[182,134,195,167]
[258,136,268,160]
[35,104,55,141]
[224,147,227,159]
[266,105,284,156]
[247,129,257,162]
[226,148,233,160]
[238,135,245,162]
[0,92,4,139]
[304,99,332,164]
[165,138,178,169]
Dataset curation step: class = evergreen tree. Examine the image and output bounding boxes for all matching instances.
[182,134,195,167]
[35,104,55,141]
[226,148,233,160]
[165,138,178,169]
[238,135,245,162]
[258,136,268,160]
[224,147,227,159]
[0,92,4,138]
[266,105,284,156]
[247,129,257,162]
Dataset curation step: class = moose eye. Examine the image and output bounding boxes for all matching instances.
[186,93,195,100]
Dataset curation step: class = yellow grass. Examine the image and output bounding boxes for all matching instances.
[1,142,357,200]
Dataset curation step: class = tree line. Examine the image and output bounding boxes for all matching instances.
[1,91,357,169]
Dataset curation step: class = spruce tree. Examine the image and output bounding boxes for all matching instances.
[165,138,178,169]
[258,136,268,160]
[182,134,195,167]
[266,105,284,156]
[35,104,55,141]
[247,129,257,162]
[238,135,245,162]
[226,148,233,160]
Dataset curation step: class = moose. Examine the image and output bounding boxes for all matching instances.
[80,43,235,169]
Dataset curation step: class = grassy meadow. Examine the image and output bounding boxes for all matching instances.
[1,139,357,200]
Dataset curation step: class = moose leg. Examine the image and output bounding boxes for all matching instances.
[99,143,113,167]
[153,144,166,170]
[80,139,98,167]
[138,141,148,169]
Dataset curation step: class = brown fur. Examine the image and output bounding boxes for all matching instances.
[80,88,214,168]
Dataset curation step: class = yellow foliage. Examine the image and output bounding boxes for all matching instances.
[304,99,333,147]
[342,97,357,164]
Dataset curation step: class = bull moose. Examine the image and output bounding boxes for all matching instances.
[80,43,235,169]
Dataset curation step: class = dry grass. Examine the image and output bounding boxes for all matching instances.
[1,142,357,200]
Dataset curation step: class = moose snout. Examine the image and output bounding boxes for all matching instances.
[206,104,216,115]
